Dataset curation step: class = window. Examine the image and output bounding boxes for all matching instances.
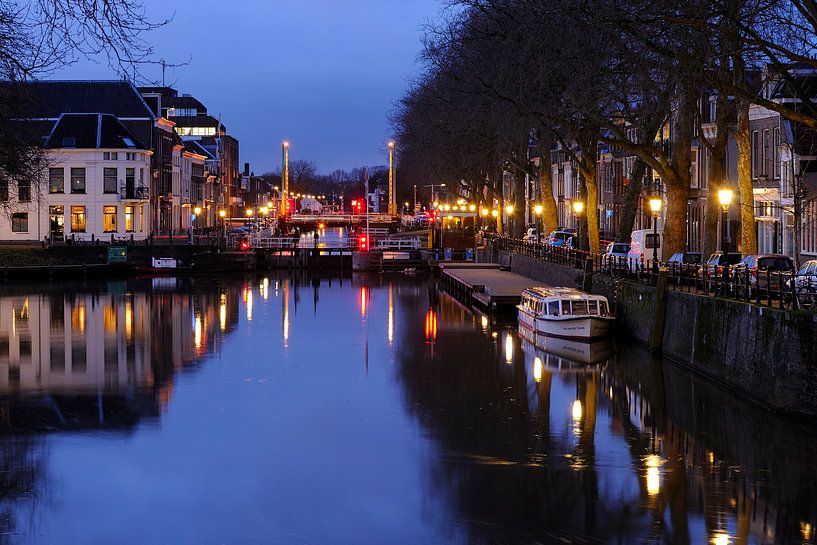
[71,168,86,193]
[0,180,7,202]
[139,205,144,232]
[11,213,27,232]
[125,206,134,232]
[17,180,30,202]
[70,206,86,232]
[126,152,138,161]
[751,130,759,178]
[763,129,770,176]
[103,167,118,193]
[646,233,661,249]
[548,301,560,316]
[126,168,135,191]
[774,127,781,179]
[49,168,64,193]
[691,149,699,188]
[103,206,117,232]
[103,152,118,160]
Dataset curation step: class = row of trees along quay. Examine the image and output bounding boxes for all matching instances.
[392,0,817,260]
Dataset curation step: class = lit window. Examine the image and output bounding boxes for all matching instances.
[71,206,86,232]
[103,206,117,232]
[139,205,144,231]
[125,206,134,232]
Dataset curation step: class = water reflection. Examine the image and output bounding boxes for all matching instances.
[0,275,811,544]
[395,287,817,545]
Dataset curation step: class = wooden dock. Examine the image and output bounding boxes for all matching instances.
[439,262,541,312]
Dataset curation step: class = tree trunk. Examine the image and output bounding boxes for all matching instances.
[735,99,757,254]
[616,158,646,243]
[583,164,600,253]
[664,177,690,257]
[537,130,559,235]
[702,145,725,257]
[513,170,526,238]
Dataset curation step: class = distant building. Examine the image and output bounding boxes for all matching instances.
[139,87,241,225]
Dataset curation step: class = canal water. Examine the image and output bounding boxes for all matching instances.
[0,274,814,544]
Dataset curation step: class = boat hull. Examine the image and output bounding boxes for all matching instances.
[518,308,612,340]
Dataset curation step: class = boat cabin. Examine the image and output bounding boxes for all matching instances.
[520,288,611,318]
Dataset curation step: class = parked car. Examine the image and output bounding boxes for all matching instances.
[524,227,539,242]
[545,229,576,247]
[733,254,794,293]
[785,260,817,308]
[601,241,630,273]
[666,252,702,283]
[700,252,742,290]
[626,229,663,272]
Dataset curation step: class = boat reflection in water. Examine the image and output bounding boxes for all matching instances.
[517,319,615,367]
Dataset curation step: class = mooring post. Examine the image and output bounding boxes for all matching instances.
[650,267,669,354]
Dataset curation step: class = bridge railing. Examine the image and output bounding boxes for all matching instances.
[373,237,421,250]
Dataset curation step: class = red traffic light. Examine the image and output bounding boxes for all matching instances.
[240,240,249,251]
[358,235,368,251]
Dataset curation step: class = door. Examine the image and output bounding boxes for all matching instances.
[49,205,64,241]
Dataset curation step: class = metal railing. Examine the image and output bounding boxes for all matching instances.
[487,235,817,311]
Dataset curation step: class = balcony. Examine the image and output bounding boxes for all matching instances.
[121,186,150,200]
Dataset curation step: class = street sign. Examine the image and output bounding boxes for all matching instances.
[107,246,127,264]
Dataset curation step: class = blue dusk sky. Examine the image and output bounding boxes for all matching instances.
[50,0,442,174]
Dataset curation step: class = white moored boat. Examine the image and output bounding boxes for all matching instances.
[517,287,614,340]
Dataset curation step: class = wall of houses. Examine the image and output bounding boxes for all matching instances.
[0,149,152,243]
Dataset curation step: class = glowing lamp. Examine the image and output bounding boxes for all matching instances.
[718,188,733,210]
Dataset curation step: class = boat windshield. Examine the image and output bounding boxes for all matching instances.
[548,301,560,316]
[569,300,588,315]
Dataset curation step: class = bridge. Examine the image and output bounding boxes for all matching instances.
[246,236,422,252]
[288,213,396,226]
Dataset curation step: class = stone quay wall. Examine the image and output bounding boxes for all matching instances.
[486,249,817,417]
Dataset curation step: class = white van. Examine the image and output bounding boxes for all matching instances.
[626,229,663,272]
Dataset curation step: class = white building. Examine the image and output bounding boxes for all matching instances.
[0,113,152,242]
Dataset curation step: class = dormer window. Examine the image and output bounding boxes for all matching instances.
[122,137,135,148]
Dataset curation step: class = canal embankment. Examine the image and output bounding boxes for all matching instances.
[479,248,817,418]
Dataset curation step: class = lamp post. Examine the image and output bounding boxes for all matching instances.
[718,188,733,252]
[388,141,396,216]
[572,200,585,262]
[505,204,514,235]
[281,141,290,219]
[424,183,445,207]
[219,209,227,241]
[533,204,543,237]
[191,206,202,245]
[648,194,662,274]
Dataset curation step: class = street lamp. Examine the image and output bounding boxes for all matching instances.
[388,140,396,216]
[219,209,227,240]
[572,200,585,254]
[649,193,663,272]
[533,204,544,235]
[718,188,733,252]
